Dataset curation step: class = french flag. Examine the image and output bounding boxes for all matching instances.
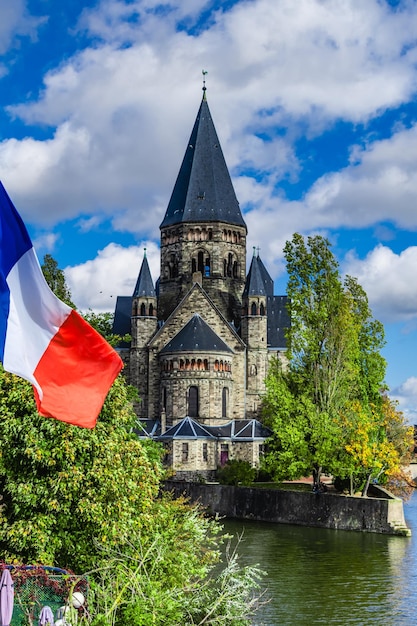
[0,181,123,428]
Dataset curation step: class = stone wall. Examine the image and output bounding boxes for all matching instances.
[164,481,411,536]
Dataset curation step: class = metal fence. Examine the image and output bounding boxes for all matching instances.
[5,566,88,626]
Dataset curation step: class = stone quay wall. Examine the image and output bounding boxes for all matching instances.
[164,481,411,536]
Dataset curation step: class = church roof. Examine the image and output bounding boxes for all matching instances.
[133,251,155,298]
[112,295,131,344]
[243,251,270,297]
[160,95,247,230]
[255,254,274,297]
[267,295,290,349]
[160,313,232,354]
[158,416,214,439]
[157,417,271,441]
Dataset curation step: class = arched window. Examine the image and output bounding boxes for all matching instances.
[188,386,199,418]
[222,387,229,418]
[149,303,154,316]
[260,302,265,316]
[204,256,210,276]
[162,387,167,411]
[251,302,257,316]
[192,258,197,273]
[227,253,233,277]
[198,251,204,274]
[140,302,146,316]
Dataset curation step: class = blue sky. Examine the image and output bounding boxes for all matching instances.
[2,0,417,420]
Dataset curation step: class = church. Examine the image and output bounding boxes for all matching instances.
[113,85,289,481]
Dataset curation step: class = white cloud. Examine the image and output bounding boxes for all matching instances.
[0,0,46,55]
[65,240,160,312]
[391,376,417,424]
[344,245,417,324]
[2,0,417,236]
[295,124,417,231]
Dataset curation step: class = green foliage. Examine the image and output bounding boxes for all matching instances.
[262,234,408,491]
[82,524,264,626]
[0,368,164,571]
[217,460,257,486]
[41,254,76,308]
[82,309,131,347]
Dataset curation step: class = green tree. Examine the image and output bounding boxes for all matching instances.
[262,234,400,491]
[0,368,163,571]
[41,253,75,308]
[0,370,264,624]
[83,309,131,347]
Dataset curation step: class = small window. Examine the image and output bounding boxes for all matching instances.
[198,251,204,274]
[188,386,199,418]
[182,442,189,462]
[203,442,208,462]
[222,387,229,418]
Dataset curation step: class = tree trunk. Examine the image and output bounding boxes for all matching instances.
[362,471,372,497]
[312,466,322,491]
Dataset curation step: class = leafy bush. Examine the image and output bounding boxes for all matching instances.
[217,460,256,486]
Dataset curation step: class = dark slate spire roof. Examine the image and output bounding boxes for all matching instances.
[267,295,290,349]
[243,250,271,297]
[160,96,246,229]
[256,254,274,296]
[160,313,232,354]
[132,249,155,298]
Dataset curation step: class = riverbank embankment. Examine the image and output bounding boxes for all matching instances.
[164,481,411,536]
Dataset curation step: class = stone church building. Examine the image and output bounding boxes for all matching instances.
[113,87,289,480]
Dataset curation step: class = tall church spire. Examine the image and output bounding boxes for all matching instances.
[133,249,155,298]
[160,94,246,230]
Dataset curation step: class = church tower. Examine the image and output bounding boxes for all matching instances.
[241,249,270,418]
[130,249,157,417]
[158,86,247,326]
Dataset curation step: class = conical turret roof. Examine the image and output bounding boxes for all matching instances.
[243,250,272,297]
[133,250,155,298]
[160,95,246,230]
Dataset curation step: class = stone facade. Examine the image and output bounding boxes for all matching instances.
[113,92,290,479]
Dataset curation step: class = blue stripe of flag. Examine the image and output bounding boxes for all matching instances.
[0,181,33,360]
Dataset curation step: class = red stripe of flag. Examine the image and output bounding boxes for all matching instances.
[33,309,123,428]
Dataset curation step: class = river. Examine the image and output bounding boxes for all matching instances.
[223,492,417,626]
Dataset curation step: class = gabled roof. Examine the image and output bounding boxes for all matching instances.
[160,96,246,230]
[135,419,161,438]
[208,419,272,440]
[160,313,233,354]
[133,251,155,298]
[158,416,214,439]
[157,417,271,441]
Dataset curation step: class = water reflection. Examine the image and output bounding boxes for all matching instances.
[223,493,417,626]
